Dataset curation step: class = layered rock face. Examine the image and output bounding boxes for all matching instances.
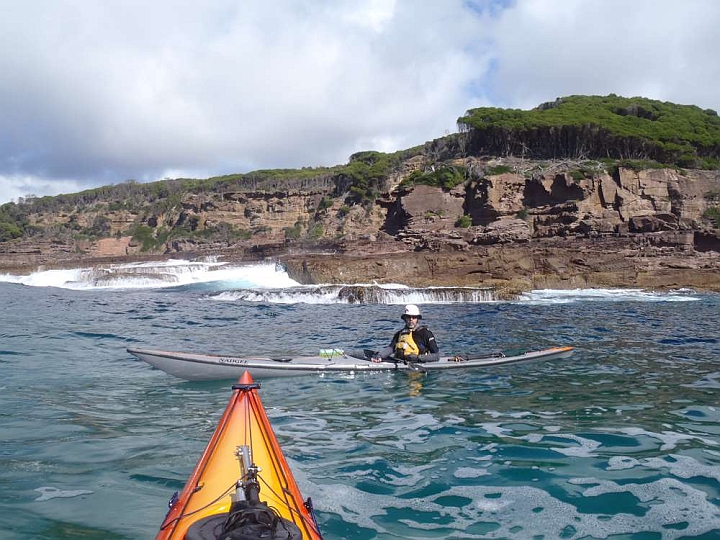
[1,158,719,292]
[376,161,718,245]
[281,234,720,296]
[278,161,719,291]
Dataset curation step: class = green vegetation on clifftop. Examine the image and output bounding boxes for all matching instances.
[458,95,720,169]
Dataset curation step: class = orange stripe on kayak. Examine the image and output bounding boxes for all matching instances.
[156,371,322,540]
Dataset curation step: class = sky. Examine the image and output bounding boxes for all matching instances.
[2,0,719,204]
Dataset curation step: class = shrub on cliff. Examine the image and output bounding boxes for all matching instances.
[402,165,467,190]
[0,202,28,241]
[455,214,472,228]
[129,224,160,251]
[704,207,720,228]
[317,196,334,212]
[207,221,252,242]
[340,148,423,205]
[341,151,394,205]
[307,223,324,240]
[284,222,303,240]
[75,215,112,240]
[485,164,514,175]
[0,221,23,241]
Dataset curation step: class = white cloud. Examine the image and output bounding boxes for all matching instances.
[0,0,497,203]
[0,175,86,204]
[0,0,718,205]
[486,0,720,111]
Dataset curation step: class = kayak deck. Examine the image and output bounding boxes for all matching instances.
[157,371,322,539]
[128,346,575,381]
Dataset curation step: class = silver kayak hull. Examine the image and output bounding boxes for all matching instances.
[127,346,575,381]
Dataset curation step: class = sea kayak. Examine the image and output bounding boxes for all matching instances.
[128,346,574,381]
[156,371,323,540]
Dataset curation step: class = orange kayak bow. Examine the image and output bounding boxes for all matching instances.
[156,371,323,539]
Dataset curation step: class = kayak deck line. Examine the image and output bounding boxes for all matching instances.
[128,346,575,381]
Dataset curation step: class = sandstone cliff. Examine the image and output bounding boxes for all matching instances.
[279,157,720,292]
[1,152,718,293]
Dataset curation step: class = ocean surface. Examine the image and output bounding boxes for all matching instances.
[1,260,719,539]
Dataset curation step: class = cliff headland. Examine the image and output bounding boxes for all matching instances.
[1,95,719,295]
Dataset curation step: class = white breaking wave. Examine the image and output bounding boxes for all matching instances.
[518,288,701,304]
[0,259,299,290]
[0,258,499,303]
[210,284,498,305]
[0,260,702,305]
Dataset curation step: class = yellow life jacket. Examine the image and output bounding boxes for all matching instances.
[395,329,420,358]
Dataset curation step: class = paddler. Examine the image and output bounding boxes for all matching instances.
[371,304,440,363]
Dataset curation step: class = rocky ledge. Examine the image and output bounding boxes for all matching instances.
[278,233,720,297]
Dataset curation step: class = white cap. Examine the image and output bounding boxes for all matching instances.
[402,304,422,319]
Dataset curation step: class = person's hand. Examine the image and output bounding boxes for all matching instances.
[371,356,382,363]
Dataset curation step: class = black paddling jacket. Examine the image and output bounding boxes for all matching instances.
[378,325,440,362]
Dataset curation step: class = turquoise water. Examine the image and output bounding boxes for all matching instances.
[1,275,719,539]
